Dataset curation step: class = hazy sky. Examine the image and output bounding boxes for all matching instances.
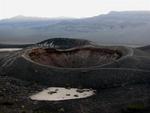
[0,0,150,19]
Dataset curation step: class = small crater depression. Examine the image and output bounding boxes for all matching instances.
[28,47,122,68]
[30,87,96,101]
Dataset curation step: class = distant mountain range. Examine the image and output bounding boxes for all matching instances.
[0,11,150,46]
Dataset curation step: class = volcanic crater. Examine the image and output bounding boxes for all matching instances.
[1,38,150,113]
[28,47,122,68]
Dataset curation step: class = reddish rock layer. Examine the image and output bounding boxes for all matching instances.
[29,47,121,68]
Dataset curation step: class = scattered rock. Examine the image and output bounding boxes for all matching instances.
[76,89,85,93]
[66,94,70,96]
[48,91,57,95]
[74,95,79,97]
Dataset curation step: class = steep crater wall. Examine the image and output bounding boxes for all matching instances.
[28,47,122,68]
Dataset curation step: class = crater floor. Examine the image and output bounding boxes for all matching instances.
[28,47,121,68]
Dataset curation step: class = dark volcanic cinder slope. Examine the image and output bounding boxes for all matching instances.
[1,38,150,113]
[0,38,150,88]
[138,45,150,53]
[37,38,93,49]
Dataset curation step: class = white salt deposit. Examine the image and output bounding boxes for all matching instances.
[30,87,95,101]
[0,48,22,52]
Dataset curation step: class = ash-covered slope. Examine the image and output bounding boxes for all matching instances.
[0,38,150,89]
[138,45,150,53]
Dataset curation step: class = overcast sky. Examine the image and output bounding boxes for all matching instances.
[0,0,150,19]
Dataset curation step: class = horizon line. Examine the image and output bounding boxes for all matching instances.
[1,10,150,20]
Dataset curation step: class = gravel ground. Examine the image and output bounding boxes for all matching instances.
[0,74,150,113]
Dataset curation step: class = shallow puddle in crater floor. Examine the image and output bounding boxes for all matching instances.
[30,87,96,101]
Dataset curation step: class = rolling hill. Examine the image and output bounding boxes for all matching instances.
[0,11,150,46]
